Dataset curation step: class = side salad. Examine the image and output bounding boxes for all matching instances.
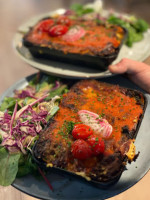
[0,73,68,186]
[67,2,149,47]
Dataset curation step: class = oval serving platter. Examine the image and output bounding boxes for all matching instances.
[13,9,150,79]
[1,73,150,200]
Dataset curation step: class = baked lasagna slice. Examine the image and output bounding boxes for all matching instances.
[33,80,146,185]
[23,14,126,70]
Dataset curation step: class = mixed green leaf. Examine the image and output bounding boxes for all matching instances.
[0,147,21,186]
[0,73,68,186]
[107,15,149,47]
[0,97,19,114]
[17,153,38,178]
[70,3,94,16]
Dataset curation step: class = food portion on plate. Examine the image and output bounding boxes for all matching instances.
[0,74,68,186]
[107,15,149,47]
[23,12,126,71]
[70,2,149,47]
[33,78,146,186]
[22,2,149,71]
[0,73,147,188]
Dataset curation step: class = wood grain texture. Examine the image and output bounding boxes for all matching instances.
[0,0,150,200]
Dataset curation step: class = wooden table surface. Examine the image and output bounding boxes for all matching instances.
[0,0,150,199]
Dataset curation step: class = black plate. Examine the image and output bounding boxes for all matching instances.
[31,78,147,189]
[0,73,150,200]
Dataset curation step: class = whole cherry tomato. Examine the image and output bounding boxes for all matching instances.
[48,25,68,37]
[72,124,93,140]
[36,19,54,32]
[57,16,72,26]
[71,139,92,160]
[87,135,105,156]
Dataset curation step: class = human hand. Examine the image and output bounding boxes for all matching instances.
[108,58,150,93]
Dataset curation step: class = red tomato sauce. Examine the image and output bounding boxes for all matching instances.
[26,17,124,56]
[48,80,143,156]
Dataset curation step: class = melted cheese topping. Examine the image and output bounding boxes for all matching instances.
[75,172,91,181]
[26,19,124,56]
[126,141,136,161]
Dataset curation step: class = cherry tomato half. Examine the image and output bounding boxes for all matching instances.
[48,25,68,37]
[72,124,94,140]
[36,19,54,32]
[57,16,72,26]
[71,139,92,160]
[87,135,105,156]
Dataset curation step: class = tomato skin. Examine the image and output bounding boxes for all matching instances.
[71,139,92,160]
[37,19,54,32]
[87,135,105,155]
[48,25,68,37]
[57,16,71,26]
[72,124,94,140]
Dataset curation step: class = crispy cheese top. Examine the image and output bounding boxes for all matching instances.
[26,18,124,56]
[46,80,143,156]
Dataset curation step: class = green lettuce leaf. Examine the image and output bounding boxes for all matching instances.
[0,147,21,186]
[71,3,94,16]
[0,97,17,113]
[107,15,149,47]
[45,84,68,101]
[0,135,2,144]
[35,75,58,92]
[17,154,37,178]
[131,18,149,32]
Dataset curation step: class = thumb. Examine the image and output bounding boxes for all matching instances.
[108,58,149,75]
[109,58,150,93]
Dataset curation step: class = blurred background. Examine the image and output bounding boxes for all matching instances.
[0,0,150,200]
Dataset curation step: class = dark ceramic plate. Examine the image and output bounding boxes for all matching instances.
[31,78,147,188]
[1,73,150,200]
